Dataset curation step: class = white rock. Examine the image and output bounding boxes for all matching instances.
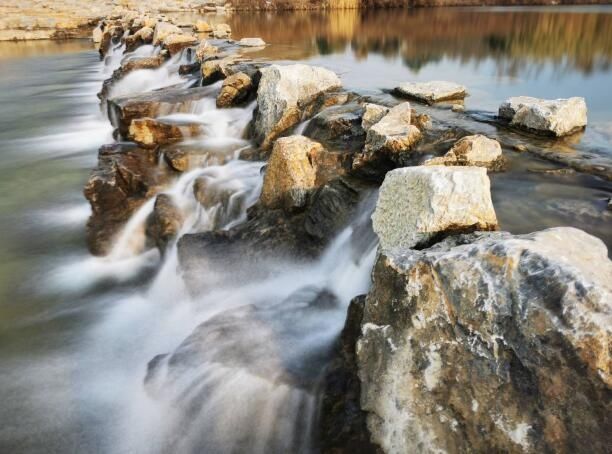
[212,23,231,39]
[372,166,498,251]
[92,24,103,43]
[238,37,266,47]
[499,96,587,137]
[424,134,503,169]
[361,103,389,131]
[254,64,342,149]
[365,102,420,153]
[395,81,467,104]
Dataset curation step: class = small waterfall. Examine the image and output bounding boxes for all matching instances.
[62,36,378,454]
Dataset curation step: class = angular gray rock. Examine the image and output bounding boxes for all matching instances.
[357,227,612,453]
[371,166,498,251]
[253,64,342,149]
[424,134,504,170]
[499,96,588,137]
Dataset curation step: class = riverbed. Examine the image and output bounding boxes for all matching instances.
[0,5,611,453]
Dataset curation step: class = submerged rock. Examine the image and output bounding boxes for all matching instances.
[253,64,343,149]
[128,118,201,148]
[395,80,467,104]
[499,96,588,137]
[108,85,216,137]
[238,37,266,47]
[372,166,498,251]
[424,134,504,170]
[216,72,253,108]
[357,227,612,453]
[83,143,169,255]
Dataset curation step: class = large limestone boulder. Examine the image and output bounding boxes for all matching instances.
[152,21,182,45]
[424,134,504,170]
[216,72,253,108]
[259,136,321,210]
[357,227,612,453]
[499,96,588,137]
[372,166,498,251]
[395,81,467,104]
[253,64,342,149]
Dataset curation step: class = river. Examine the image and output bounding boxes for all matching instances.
[0,5,611,453]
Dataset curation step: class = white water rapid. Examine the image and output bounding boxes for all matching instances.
[32,39,379,454]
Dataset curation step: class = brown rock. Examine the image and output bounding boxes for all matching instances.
[161,33,197,56]
[147,193,183,252]
[216,72,253,108]
[128,118,201,148]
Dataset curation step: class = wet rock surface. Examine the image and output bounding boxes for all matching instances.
[108,86,216,137]
[147,193,184,252]
[129,118,201,148]
[357,227,612,453]
[83,143,169,255]
[216,72,254,108]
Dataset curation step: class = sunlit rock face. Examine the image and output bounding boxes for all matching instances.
[424,134,504,171]
[253,64,343,149]
[371,166,498,251]
[499,96,588,137]
[357,227,612,454]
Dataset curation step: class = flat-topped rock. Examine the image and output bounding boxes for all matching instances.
[424,134,504,170]
[161,33,197,56]
[238,37,266,47]
[395,80,467,104]
[499,96,588,137]
[212,23,231,39]
[372,166,498,251]
[194,40,219,62]
[128,118,201,148]
[253,64,342,149]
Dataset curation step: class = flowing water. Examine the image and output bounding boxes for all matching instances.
[0,6,611,453]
